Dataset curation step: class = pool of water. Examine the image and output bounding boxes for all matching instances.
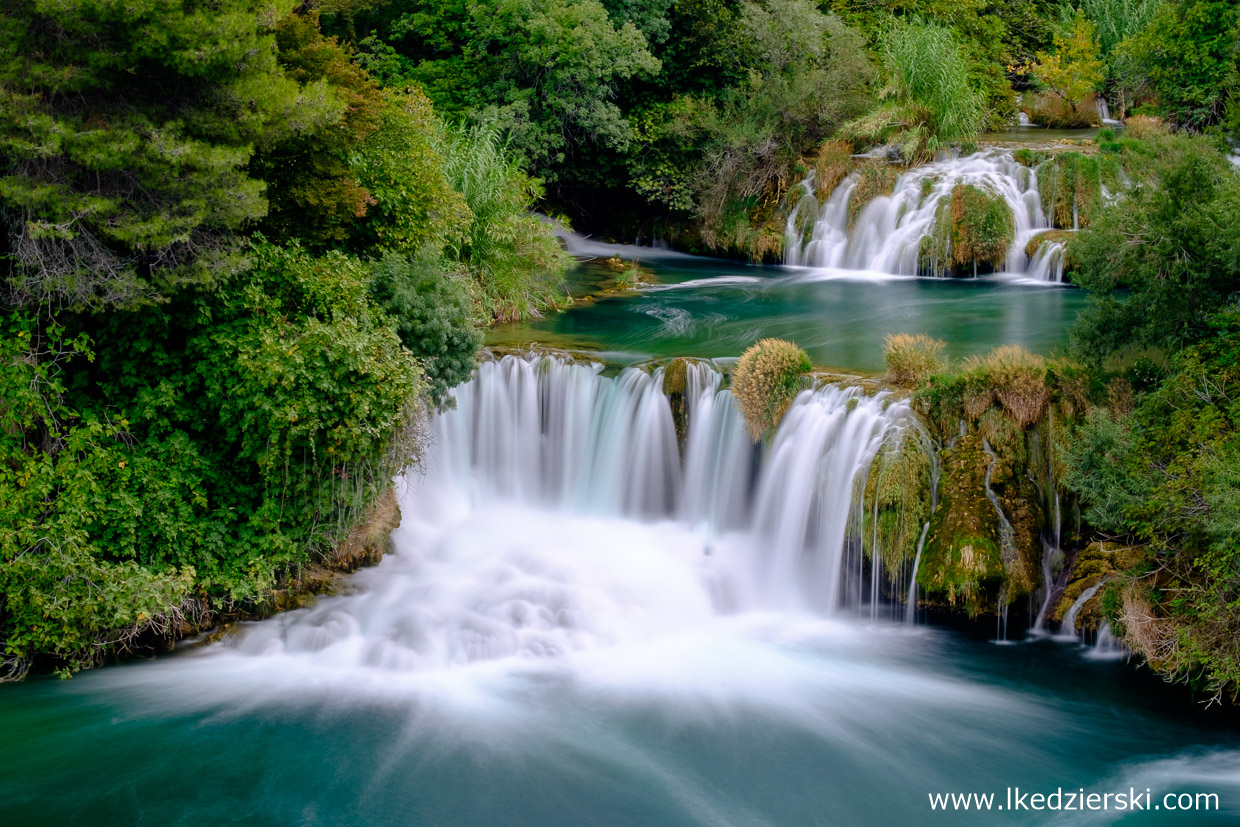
[491,256,1086,372]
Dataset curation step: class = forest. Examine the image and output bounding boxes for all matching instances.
[2,0,1240,709]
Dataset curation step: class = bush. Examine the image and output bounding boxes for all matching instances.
[883,333,947,388]
[0,243,429,676]
[369,250,482,409]
[731,338,813,441]
[922,184,1015,274]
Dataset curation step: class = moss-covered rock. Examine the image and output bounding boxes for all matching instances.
[919,184,1014,276]
[1052,542,1148,632]
[663,357,691,451]
[1037,152,1103,229]
[814,139,854,201]
[918,433,1005,615]
[848,164,900,227]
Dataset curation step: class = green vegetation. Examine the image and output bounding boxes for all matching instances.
[920,184,1015,275]
[0,5,567,677]
[731,338,813,441]
[862,427,933,581]
[844,20,985,161]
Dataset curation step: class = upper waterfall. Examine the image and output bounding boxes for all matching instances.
[784,148,1068,282]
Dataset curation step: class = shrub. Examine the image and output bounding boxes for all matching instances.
[442,121,571,321]
[883,333,947,388]
[950,185,1015,269]
[923,185,1015,274]
[731,338,813,441]
[369,250,482,409]
[962,345,1050,428]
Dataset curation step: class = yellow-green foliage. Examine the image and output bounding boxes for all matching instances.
[1038,153,1103,229]
[862,428,933,580]
[883,333,946,388]
[731,338,813,441]
[814,139,855,200]
[848,164,900,226]
[961,345,1051,429]
[1030,12,1105,122]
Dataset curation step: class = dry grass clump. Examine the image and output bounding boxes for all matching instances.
[962,344,1050,428]
[814,140,855,200]
[1124,114,1167,140]
[731,338,813,441]
[883,332,946,388]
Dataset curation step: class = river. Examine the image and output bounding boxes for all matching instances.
[3,147,1239,825]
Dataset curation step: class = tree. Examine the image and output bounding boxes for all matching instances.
[0,0,340,309]
[1068,134,1240,362]
[1032,12,1106,121]
[1118,0,1240,129]
[252,11,386,251]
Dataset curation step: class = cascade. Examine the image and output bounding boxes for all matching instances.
[225,353,919,673]
[784,149,1065,280]
[1058,581,1105,641]
[1086,622,1128,660]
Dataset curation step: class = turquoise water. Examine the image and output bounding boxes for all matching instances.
[3,624,1238,825]
[490,257,1086,372]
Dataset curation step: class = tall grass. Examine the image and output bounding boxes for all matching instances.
[442,122,569,322]
[731,338,813,441]
[1071,0,1161,55]
[883,21,985,151]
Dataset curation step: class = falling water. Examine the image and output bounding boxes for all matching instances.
[1058,582,1105,641]
[784,149,1059,280]
[220,353,918,675]
[1086,622,1128,660]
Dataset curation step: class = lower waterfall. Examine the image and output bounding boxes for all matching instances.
[206,353,918,675]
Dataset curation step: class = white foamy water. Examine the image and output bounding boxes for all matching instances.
[785,149,1069,282]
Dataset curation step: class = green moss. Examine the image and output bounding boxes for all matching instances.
[848,164,900,227]
[861,428,933,580]
[919,184,1014,276]
[918,433,1005,616]
[1013,148,1048,168]
[663,358,691,451]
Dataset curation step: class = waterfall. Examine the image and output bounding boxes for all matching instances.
[1026,238,1067,282]
[1086,622,1128,660]
[1058,582,1105,641]
[425,354,916,613]
[784,149,1059,280]
[1017,112,1032,127]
